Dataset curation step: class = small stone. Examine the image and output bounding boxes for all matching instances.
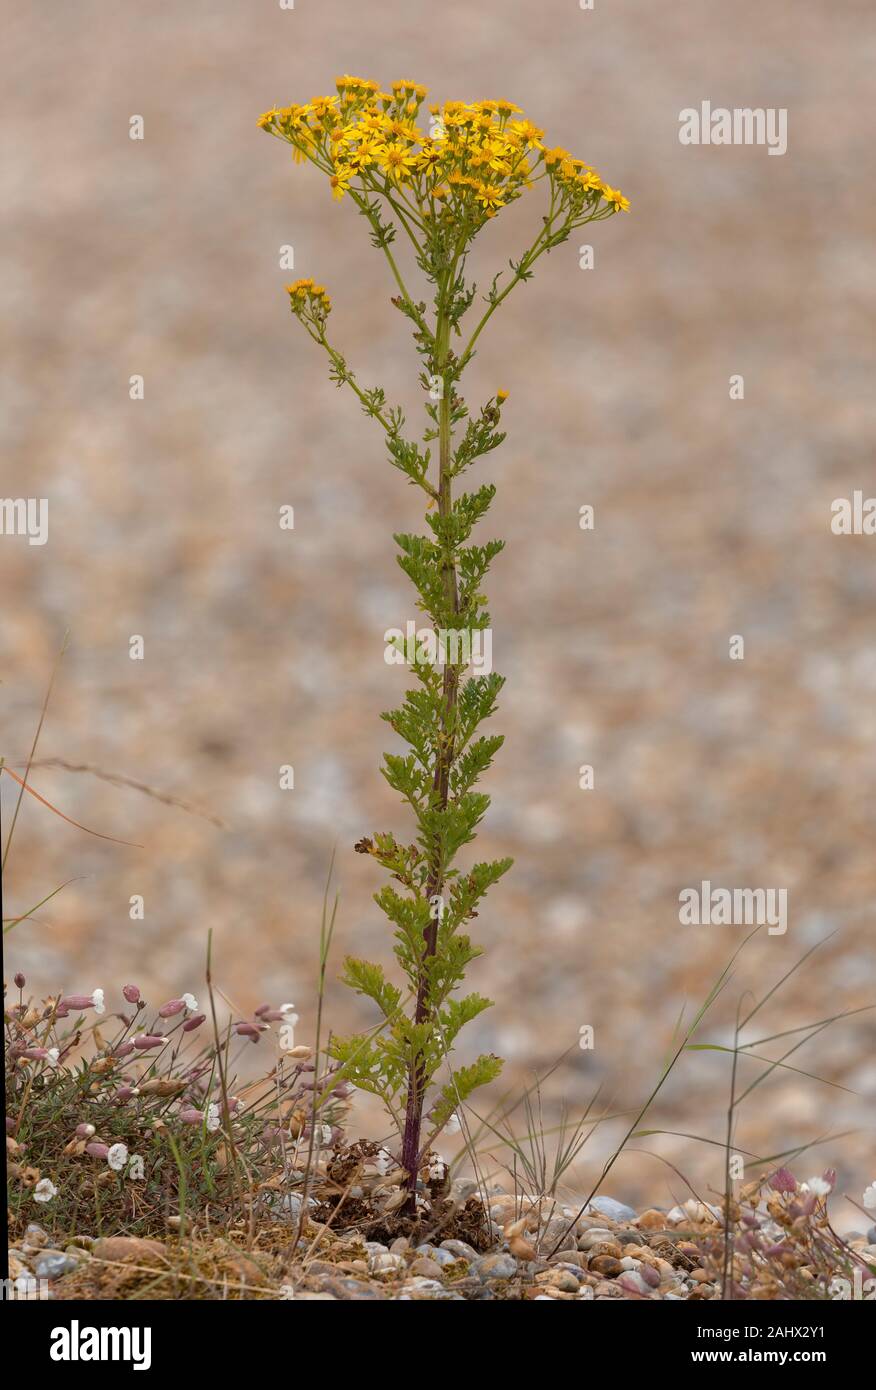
[586,1196,638,1223]
[548,1248,587,1267]
[389,1236,410,1254]
[410,1257,444,1279]
[91,1236,166,1266]
[690,1268,712,1283]
[416,1245,457,1268]
[536,1268,580,1292]
[369,1250,405,1275]
[474,1252,517,1282]
[324,1277,386,1300]
[613,1228,643,1247]
[23,1223,50,1250]
[637,1209,666,1230]
[577,1227,614,1249]
[617,1270,653,1296]
[34,1253,79,1280]
[439,1239,478,1262]
[590,1255,623,1277]
[588,1241,623,1260]
[538,1217,576,1252]
[593,1279,624,1298]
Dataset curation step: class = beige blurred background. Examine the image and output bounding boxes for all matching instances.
[3,1,874,1226]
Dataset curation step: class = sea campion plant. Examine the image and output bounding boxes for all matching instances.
[260,75,629,1209]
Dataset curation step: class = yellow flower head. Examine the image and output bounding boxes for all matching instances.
[602,185,630,212]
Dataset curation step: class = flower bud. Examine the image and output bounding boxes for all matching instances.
[182,1014,205,1032]
[85,1142,109,1159]
[133,1034,164,1050]
[14,972,26,989]
[158,999,185,1018]
[123,985,141,1004]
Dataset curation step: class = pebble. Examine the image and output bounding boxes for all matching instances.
[539,1217,577,1252]
[577,1228,615,1250]
[536,1268,580,1292]
[34,1252,79,1280]
[409,1257,445,1279]
[23,1223,50,1250]
[589,1255,624,1277]
[637,1209,666,1230]
[586,1197,638,1223]
[415,1244,458,1268]
[548,1248,587,1267]
[91,1237,166,1265]
[439,1239,478,1262]
[617,1270,653,1296]
[368,1250,405,1275]
[474,1253,517,1282]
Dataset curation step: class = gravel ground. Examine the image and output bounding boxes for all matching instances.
[3,2,874,1225]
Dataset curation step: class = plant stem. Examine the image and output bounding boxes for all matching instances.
[399,298,459,1208]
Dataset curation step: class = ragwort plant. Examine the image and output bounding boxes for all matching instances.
[260,75,629,1209]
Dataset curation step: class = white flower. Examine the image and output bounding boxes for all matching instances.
[107,1142,128,1172]
[805,1176,832,1198]
[91,989,105,1015]
[46,1048,59,1068]
[427,1157,448,1182]
[374,1148,393,1176]
[33,1178,58,1203]
[314,1124,332,1146]
[863,1183,876,1211]
[182,993,199,1012]
[444,1112,461,1135]
[206,1103,222,1134]
[280,1002,298,1019]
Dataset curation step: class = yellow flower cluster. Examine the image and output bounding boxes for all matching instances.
[258,76,629,220]
[284,277,332,323]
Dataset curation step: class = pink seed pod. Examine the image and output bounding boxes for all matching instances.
[332,1081,354,1099]
[182,1014,206,1032]
[254,1003,272,1017]
[114,1042,135,1058]
[133,1034,164,1050]
[821,1168,837,1191]
[258,1010,287,1022]
[14,972,26,988]
[76,1123,96,1138]
[158,999,185,1018]
[769,1167,797,1194]
[113,1086,135,1102]
[85,1142,110,1159]
[22,1048,50,1060]
[123,985,141,1004]
[179,1107,203,1125]
[61,995,95,1011]
[235,1022,260,1040]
